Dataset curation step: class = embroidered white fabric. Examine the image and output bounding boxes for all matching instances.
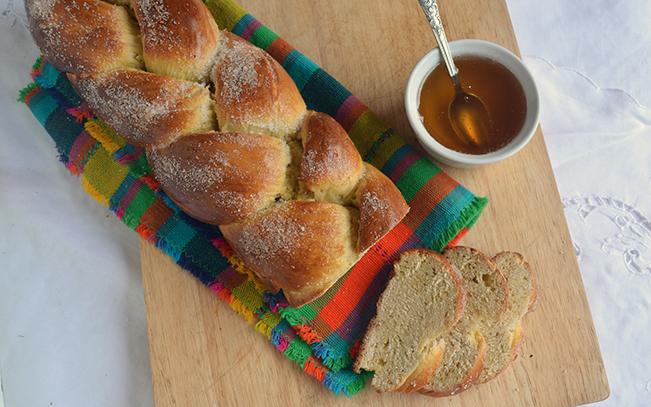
[509,1,651,404]
[1,0,649,405]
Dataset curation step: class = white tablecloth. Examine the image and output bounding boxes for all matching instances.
[2,0,650,405]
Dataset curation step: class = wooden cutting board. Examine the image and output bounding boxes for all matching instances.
[140,0,610,405]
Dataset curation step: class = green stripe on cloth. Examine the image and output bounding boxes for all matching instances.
[367,131,406,169]
[203,0,246,30]
[232,279,265,311]
[123,187,157,230]
[395,159,442,202]
[250,26,278,49]
[28,90,58,127]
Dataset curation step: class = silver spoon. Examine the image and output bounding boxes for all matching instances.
[417,0,492,147]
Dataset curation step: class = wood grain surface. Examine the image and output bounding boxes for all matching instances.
[141,0,610,405]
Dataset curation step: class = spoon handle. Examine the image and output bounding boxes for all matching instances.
[417,0,459,80]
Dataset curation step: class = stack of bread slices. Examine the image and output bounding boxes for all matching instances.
[355,246,537,396]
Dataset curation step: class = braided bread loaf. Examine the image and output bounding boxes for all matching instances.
[26,0,410,306]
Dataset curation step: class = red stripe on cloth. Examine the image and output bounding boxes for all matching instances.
[23,86,42,104]
[211,236,234,257]
[30,60,45,79]
[266,37,294,64]
[67,131,95,175]
[401,171,458,230]
[66,105,94,123]
[218,266,249,290]
[303,356,327,382]
[387,150,421,183]
[239,19,262,40]
[334,95,368,132]
[139,197,173,238]
[139,175,160,191]
[209,281,232,303]
[317,222,414,331]
[446,227,469,248]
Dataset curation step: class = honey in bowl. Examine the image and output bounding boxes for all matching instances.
[418,56,527,155]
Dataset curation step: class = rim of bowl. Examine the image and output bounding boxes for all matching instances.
[405,39,541,167]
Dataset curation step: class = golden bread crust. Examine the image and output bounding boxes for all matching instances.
[298,111,363,202]
[420,330,487,397]
[148,132,289,225]
[220,200,359,306]
[69,69,215,147]
[395,339,446,392]
[356,164,411,252]
[211,32,306,138]
[132,0,220,82]
[25,0,143,74]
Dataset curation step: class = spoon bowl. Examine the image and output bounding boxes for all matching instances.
[448,89,492,148]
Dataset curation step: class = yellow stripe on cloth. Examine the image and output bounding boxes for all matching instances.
[204,0,247,31]
[348,110,389,157]
[84,120,127,155]
[368,131,405,169]
[81,146,129,206]
[226,254,267,292]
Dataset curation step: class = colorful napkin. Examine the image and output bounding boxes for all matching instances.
[19,0,486,396]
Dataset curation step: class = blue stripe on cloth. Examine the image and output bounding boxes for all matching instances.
[45,107,85,160]
[380,143,413,176]
[55,74,81,106]
[283,50,320,91]
[35,62,61,89]
[177,253,217,286]
[109,174,137,212]
[415,185,475,244]
[157,216,198,258]
[231,13,254,36]
[28,91,58,127]
[300,69,351,115]
[182,234,230,276]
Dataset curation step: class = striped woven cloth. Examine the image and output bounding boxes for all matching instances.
[19,0,486,396]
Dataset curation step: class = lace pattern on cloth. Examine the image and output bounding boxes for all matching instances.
[563,196,651,277]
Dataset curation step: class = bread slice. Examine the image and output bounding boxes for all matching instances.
[395,338,446,392]
[420,322,487,396]
[354,250,465,392]
[477,252,537,383]
[420,246,509,396]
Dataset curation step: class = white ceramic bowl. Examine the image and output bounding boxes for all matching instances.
[405,39,540,167]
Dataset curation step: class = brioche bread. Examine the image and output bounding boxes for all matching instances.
[132,0,220,82]
[354,250,464,392]
[420,246,509,396]
[148,131,290,225]
[69,69,216,148]
[26,0,410,306]
[220,201,359,305]
[211,32,307,138]
[355,247,537,397]
[477,252,537,383]
[297,111,363,203]
[26,0,143,75]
